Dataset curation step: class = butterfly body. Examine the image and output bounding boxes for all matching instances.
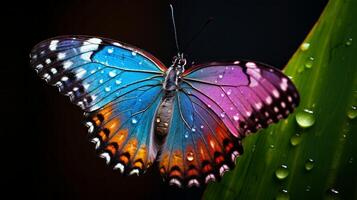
[30,35,299,188]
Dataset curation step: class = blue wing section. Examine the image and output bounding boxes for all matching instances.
[87,84,163,175]
[30,35,166,175]
[158,90,243,187]
[30,35,166,112]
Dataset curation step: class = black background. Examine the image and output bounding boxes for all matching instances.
[2,0,328,199]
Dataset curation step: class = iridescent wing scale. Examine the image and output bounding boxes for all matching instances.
[30,36,166,175]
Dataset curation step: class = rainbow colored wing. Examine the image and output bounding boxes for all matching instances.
[159,61,299,187]
[30,35,166,175]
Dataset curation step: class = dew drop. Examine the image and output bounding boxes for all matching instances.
[131,51,137,56]
[326,188,340,197]
[200,125,204,129]
[347,105,357,119]
[233,115,239,121]
[218,74,223,79]
[105,87,111,92]
[300,42,310,51]
[116,79,122,85]
[131,118,138,124]
[296,109,315,128]
[276,189,289,200]
[305,57,314,69]
[275,165,289,180]
[269,144,275,149]
[348,157,353,164]
[290,133,302,146]
[305,185,311,192]
[221,93,225,97]
[305,158,315,171]
[345,38,352,46]
[184,132,189,138]
[99,79,104,84]
[186,152,194,161]
[227,89,232,95]
[191,127,196,132]
[109,70,116,77]
[220,112,225,118]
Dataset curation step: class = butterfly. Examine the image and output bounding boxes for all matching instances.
[29,35,299,188]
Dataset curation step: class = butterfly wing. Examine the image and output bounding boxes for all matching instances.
[182,61,299,138]
[30,36,166,174]
[159,61,299,187]
[158,89,243,187]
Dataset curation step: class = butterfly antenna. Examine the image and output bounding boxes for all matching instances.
[170,4,181,53]
[183,17,214,53]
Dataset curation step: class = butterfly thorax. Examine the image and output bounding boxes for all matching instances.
[163,55,186,91]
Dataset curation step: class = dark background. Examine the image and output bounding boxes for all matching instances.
[2,0,328,199]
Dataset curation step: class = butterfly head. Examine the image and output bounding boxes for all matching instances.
[171,53,186,75]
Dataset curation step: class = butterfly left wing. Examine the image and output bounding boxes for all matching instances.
[30,36,167,175]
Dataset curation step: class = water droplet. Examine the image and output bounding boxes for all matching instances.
[269,144,275,149]
[200,125,204,129]
[305,57,315,69]
[116,79,122,85]
[109,70,116,77]
[105,87,111,92]
[220,112,225,118]
[131,118,138,124]
[218,74,223,79]
[227,89,232,95]
[347,105,357,119]
[306,185,311,192]
[275,164,289,180]
[290,133,302,146]
[99,79,104,84]
[305,158,315,171]
[191,127,196,132]
[326,188,339,197]
[184,132,189,138]
[296,109,315,128]
[221,93,225,97]
[233,115,239,121]
[347,157,353,164]
[131,51,137,56]
[300,42,310,51]
[186,152,194,161]
[276,189,289,200]
[345,38,352,46]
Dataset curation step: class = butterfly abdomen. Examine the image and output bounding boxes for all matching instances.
[154,90,176,144]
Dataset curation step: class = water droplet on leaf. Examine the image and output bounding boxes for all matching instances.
[305,57,315,69]
[300,43,310,51]
[276,189,289,200]
[305,158,315,171]
[345,38,352,46]
[347,105,357,119]
[290,133,302,146]
[296,109,315,128]
[275,165,289,180]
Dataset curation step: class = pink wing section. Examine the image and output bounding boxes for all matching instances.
[182,61,299,138]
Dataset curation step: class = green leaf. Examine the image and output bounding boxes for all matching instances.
[203,0,357,199]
